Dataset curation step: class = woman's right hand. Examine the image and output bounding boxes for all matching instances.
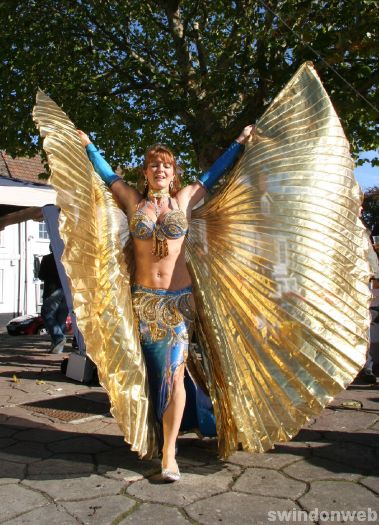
[236,125,256,144]
[77,130,91,147]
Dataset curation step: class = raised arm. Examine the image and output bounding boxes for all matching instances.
[77,131,141,216]
[177,125,255,210]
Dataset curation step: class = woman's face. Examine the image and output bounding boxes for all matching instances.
[144,155,174,191]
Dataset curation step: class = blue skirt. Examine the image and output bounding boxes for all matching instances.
[131,284,216,440]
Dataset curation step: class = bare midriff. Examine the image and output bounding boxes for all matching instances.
[133,237,192,290]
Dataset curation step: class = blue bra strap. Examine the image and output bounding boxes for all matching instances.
[86,143,121,188]
[198,141,244,191]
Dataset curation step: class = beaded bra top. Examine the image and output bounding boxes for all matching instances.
[130,199,188,258]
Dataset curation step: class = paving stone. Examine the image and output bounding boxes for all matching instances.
[0,411,45,428]
[7,393,51,405]
[47,435,110,454]
[186,491,311,525]
[360,476,379,494]
[233,468,306,499]
[73,419,114,434]
[0,437,16,448]
[88,422,123,438]
[0,440,51,464]
[0,394,10,403]
[76,391,108,403]
[176,445,218,466]
[178,435,218,451]
[288,428,324,442]
[299,480,379,523]
[47,420,97,434]
[306,411,337,430]
[335,388,379,412]
[312,441,378,471]
[22,473,125,501]
[0,483,48,522]
[12,428,77,443]
[127,463,240,506]
[96,448,161,481]
[60,495,136,525]
[3,503,78,524]
[0,459,26,484]
[119,502,190,524]
[297,440,335,450]
[0,426,17,438]
[27,453,94,478]
[324,429,379,447]
[308,409,378,433]
[275,440,322,453]
[283,457,362,482]
[227,448,306,469]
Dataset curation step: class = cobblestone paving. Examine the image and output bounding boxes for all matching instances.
[0,334,378,524]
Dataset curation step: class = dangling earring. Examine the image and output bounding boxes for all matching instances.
[144,177,148,188]
[169,180,174,191]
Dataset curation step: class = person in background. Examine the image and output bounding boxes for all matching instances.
[357,235,379,384]
[38,245,68,354]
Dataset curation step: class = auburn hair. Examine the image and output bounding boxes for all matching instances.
[139,144,182,197]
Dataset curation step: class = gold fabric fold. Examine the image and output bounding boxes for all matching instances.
[187,62,371,457]
[33,92,158,458]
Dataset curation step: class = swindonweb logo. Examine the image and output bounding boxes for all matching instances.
[267,507,378,522]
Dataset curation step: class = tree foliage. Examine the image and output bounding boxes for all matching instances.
[362,186,379,231]
[0,0,377,175]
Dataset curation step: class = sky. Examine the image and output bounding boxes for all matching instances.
[354,151,378,191]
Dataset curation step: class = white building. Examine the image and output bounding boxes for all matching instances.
[0,220,51,321]
[0,152,55,325]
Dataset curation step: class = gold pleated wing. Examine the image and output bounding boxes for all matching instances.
[187,62,371,458]
[33,92,158,458]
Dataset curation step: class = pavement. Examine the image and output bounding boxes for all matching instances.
[0,333,378,525]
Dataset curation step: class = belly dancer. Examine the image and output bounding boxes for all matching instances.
[78,126,254,481]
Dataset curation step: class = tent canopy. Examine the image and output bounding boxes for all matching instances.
[0,175,56,229]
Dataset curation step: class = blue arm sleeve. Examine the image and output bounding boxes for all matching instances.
[86,143,122,187]
[198,141,244,191]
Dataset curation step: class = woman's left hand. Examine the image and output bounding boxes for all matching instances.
[236,125,256,144]
[77,130,92,147]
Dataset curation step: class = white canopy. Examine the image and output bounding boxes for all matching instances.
[0,176,56,229]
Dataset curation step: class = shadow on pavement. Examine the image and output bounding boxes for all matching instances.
[0,414,222,481]
[0,368,83,384]
[275,427,379,475]
[0,413,377,481]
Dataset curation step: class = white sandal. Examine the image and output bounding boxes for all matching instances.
[161,462,181,482]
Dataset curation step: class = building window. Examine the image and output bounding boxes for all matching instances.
[38,221,49,240]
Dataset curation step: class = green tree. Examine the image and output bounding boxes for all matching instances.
[362,186,379,232]
[0,0,377,175]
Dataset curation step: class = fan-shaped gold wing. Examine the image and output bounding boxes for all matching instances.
[187,62,371,458]
[33,92,158,458]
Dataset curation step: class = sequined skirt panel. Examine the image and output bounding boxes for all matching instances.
[131,285,195,424]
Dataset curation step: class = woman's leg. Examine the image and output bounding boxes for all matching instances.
[132,285,194,476]
[162,363,186,471]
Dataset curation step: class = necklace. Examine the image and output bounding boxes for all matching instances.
[148,189,170,199]
[147,189,170,218]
